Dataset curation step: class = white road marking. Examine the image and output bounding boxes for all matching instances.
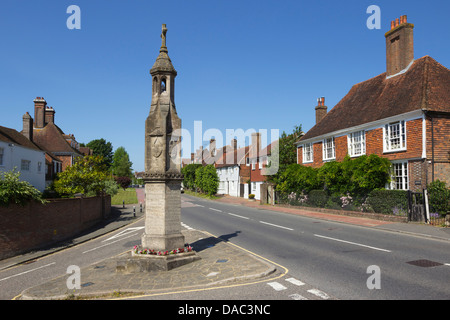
[103,227,144,242]
[307,289,330,300]
[196,204,204,207]
[228,212,250,220]
[209,208,222,212]
[207,272,219,277]
[289,293,308,300]
[314,234,391,253]
[181,222,194,230]
[0,262,56,282]
[267,282,287,291]
[83,233,139,254]
[259,221,294,231]
[285,277,305,286]
[445,263,450,267]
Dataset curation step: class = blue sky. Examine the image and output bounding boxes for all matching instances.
[1,0,449,172]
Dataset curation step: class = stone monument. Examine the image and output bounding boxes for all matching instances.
[117,24,199,273]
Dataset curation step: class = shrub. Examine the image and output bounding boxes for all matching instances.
[249,194,255,199]
[115,176,132,190]
[427,180,450,215]
[0,169,46,206]
[195,165,219,196]
[365,189,408,215]
[308,190,328,207]
[53,155,110,197]
[182,163,202,190]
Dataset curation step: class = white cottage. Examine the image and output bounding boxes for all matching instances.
[0,125,46,191]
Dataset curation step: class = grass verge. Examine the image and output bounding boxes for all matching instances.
[111,188,138,205]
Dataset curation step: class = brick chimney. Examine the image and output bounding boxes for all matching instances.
[385,15,414,77]
[22,112,33,141]
[45,106,55,124]
[33,97,46,128]
[250,132,261,160]
[190,152,194,164]
[315,97,327,124]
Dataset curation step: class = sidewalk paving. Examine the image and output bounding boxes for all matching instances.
[6,190,450,300]
[20,228,280,300]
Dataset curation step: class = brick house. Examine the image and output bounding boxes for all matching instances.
[20,97,89,185]
[296,16,450,191]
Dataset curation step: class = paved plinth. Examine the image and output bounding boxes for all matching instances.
[20,229,277,300]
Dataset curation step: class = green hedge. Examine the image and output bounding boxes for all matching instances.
[363,189,408,215]
[276,189,409,216]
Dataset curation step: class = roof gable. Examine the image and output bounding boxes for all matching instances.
[0,125,42,151]
[32,122,81,155]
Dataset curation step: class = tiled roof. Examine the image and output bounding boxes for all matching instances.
[299,56,450,142]
[32,122,81,155]
[0,125,42,151]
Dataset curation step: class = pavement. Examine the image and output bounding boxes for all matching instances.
[4,189,450,300]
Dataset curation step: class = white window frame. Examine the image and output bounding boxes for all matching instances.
[37,161,42,172]
[0,147,4,166]
[384,120,406,152]
[348,131,366,157]
[390,161,409,190]
[322,137,335,161]
[21,159,31,171]
[302,143,313,163]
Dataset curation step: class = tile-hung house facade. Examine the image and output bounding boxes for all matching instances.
[296,16,450,192]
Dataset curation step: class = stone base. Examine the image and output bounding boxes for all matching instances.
[116,251,201,273]
[141,233,186,252]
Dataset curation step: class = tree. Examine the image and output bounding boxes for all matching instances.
[115,176,132,190]
[86,139,113,168]
[195,165,219,196]
[0,169,46,206]
[111,146,133,178]
[53,155,110,197]
[267,124,303,185]
[181,163,202,190]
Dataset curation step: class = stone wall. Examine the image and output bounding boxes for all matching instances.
[0,195,111,261]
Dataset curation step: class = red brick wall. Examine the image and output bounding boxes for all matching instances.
[0,196,111,260]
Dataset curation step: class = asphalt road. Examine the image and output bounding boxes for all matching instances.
[180,194,450,300]
[1,194,449,300]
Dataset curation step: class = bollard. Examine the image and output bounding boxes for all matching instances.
[123,200,125,208]
[133,206,136,217]
[140,202,142,213]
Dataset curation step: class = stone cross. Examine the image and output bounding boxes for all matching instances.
[161,24,167,48]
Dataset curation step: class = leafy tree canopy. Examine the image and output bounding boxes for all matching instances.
[111,146,133,178]
[86,139,113,168]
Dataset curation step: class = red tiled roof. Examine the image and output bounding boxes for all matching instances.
[300,56,450,142]
[32,122,81,155]
[0,125,42,151]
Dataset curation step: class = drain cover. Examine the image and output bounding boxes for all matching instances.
[406,259,443,268]
[216,259,228,263]
[81,282,95,287]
